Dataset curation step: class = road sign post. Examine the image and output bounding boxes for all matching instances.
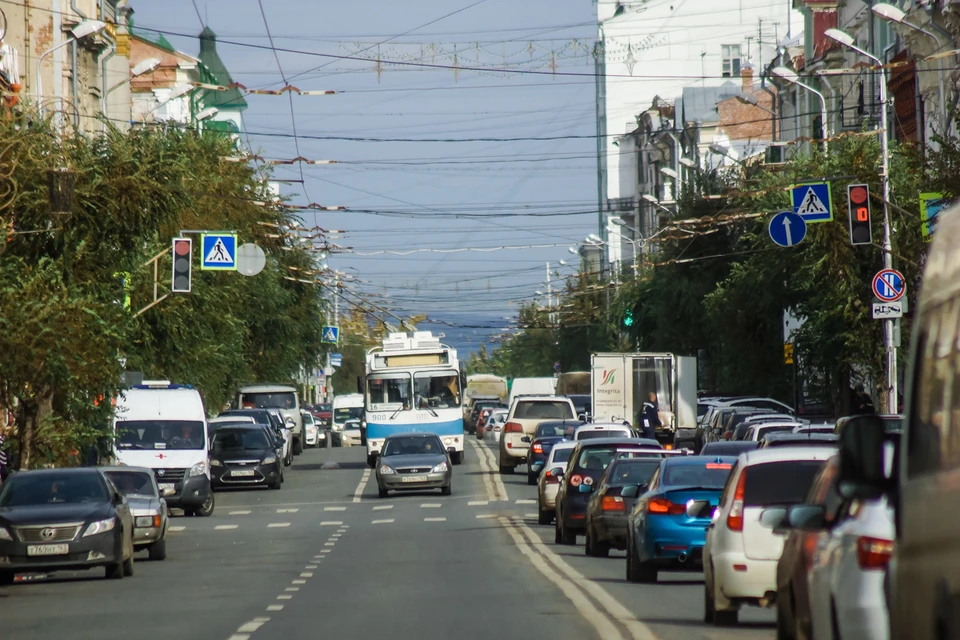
[769,211,807,247]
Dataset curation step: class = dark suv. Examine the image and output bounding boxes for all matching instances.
[554,438,665,545]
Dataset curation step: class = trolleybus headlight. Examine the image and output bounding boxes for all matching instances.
[443,438,453,446]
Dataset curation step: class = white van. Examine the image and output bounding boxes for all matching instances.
[237,385,303,455]
[333,393,364,447]
[113,381,214,516]
[508,377,558,407]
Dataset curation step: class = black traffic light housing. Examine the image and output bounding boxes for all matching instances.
[847,184,872,245]
[172,237,192,293]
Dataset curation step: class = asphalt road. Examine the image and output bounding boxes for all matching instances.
[0,438,777,640]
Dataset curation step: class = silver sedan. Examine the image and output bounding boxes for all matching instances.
[376,433,453,497]
[102,467,169,561]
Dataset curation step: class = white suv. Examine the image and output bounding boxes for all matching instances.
[703,446,834,626]
[498,395,576,474]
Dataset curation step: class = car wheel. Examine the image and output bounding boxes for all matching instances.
[378,487,389,498]
[714,608,738,626]
[557,515,576,545]
[635,557,657,583]
[191,493,215,517]
[366,455,377,468]
[777,597,794,640]
[627,538,641,582]
[0,570,14,586]
[586,527,610,557]
[527,472,537,486]
[441,485,452,496]
[269,479,282,490]
[148,539,167,561]
[122,547,135,577]
[293,438,303,455]
[452,451,463,465]
[537,503,552,525]
[554,516,562,544]
[498,462,514,475]
[105,561,124,580]
[703,582,716,623]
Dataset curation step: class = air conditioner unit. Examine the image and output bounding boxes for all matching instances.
[764,145,787,165]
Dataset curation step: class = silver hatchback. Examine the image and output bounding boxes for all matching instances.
[376,433,452,498]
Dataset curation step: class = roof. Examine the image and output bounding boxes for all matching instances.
[680,82,739,124]
[573,437,654,448]
[383,432,442,439]
[741,446,836,465]
[129,19,178,54]
[100,466,154,474]
[197,27,247,110]
[239,385,297,392]
[663,455,738,466]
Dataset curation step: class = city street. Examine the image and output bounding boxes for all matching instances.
[0,441,775,640]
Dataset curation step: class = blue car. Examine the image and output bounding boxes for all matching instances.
[626,455,738,583]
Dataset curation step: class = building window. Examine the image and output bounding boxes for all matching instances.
[721,45,741,78]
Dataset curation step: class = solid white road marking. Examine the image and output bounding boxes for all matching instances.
[277,508,299,513]
[320,521,343,526]
[421,503,442,508]
[169,526,186,532]
[353,469,372,503]
[267,605,284,612]
[514,519,658,640]
[372,519,394,524]
[498,516,624,640]
[229,510,252,515]
[468,439,509,501]
[516,499,536,505]
[372,505,393,511]
[215,525,239,530]
[468,500,489,506]
[268,523,291,528]
[424,517,447,522]
[324,506,346,511]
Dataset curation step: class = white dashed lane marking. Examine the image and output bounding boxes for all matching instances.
[424,517,447,522]
[372,505,393,511]
[215,525,239,531]
[468,500,489,506]
[476,514,496,519]
[169,526,186,532]
[229,510,252,515]
[305,565,318,569]
[320,521,343,526]
[292,580,306,585]
[300,572,314,578]
[277,595,293,600]
[324,542,335,547]
[372,519,395,524]
[324,506,346,511]
[421,503,442,508]
[516,499,537,505]
[285,587,299,592]
[268,523,291,528]
[277,508,299,514]
[267,605,284,612]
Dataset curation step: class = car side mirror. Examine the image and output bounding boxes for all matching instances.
[552,467,564,478]
[621,485,640,498]
[447,447,456,455]
[520,436,531,443]
[786,504,827,531]
[758,506,788,531]
[837,414,889,500]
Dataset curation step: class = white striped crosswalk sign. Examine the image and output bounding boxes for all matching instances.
[791,182,833,223]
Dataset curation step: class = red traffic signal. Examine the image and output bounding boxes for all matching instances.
[172,237,192,293]
[847,184,872,245]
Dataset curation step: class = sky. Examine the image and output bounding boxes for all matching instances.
[128,0,599,355]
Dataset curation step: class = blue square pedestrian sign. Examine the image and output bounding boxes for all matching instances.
[791,182,833,223]
[200,234,238,271]
[322,326,340,344]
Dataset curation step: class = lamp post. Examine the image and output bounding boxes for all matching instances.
[824,28,897,413]
[871,3,949,136]
[36,20,107,114]
[611,217,644,277]
[771,66,829,152]
[107,57,161,96]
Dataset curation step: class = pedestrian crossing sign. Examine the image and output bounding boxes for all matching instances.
[200,234,238,271]
[791,182,833,223]
[322,326,340,344]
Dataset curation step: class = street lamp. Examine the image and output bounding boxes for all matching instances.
[771,66,828,152]
[36,20,107,112]
[641,193,673,214]
[678,157,698,169]
[108,58,161,96]
[611,218,645,276]
[871,3,949,134]
[824,27,897,412]
[196,106,218,121]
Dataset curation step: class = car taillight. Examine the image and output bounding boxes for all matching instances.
[726,469,747,531]
[802,533,818,570]
[532,443,543,454]
[569,474,583,487]
[504,422,523,433]
[648,497,685,515]
[545,469,560,484]
[857,536,893,570]
[602,495,625,512]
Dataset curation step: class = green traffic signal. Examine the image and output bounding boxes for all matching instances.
[623,310,635,327]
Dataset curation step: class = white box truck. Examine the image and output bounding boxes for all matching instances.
[590,353,697,447]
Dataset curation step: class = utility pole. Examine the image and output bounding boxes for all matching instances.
[546,261,553,325]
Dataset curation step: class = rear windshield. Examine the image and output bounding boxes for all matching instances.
[577,429,630,440]
[536,423,568,438]
[743,460,825,506]
[241,392,297,410]
[574,447,658,472]
[662,462,733,488]
[606,460,661,485]
[756,425,795,439]
[551,448,574,465]
[514,401,574,420]
[105,471,157,497]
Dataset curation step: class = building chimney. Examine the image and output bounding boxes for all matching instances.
[741,63,754,93]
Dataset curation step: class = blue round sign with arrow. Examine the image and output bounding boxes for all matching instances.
[769,211,807,247]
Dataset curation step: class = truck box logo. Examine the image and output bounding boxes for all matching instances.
[600,369,617,386]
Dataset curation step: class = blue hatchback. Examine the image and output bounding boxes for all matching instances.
[626,456,737,583]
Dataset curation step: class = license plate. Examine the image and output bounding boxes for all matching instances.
[232,469,255,477]
[401,475,428,483]
[27,544,69,556]
[159,483,175,494]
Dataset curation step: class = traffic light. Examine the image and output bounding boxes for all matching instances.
[847,184,872,245]
[623,309,635,328]
[171,237,192,293]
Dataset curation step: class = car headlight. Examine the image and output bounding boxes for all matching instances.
[135,515,162,528]
[443,438,453,445]
[379,465,396,475]
[210,459,223,467]
[0,527,12,541]
[262,456,277,465]
[432,461,449,473]
[83,518,116,537]
[187,461,207,477]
